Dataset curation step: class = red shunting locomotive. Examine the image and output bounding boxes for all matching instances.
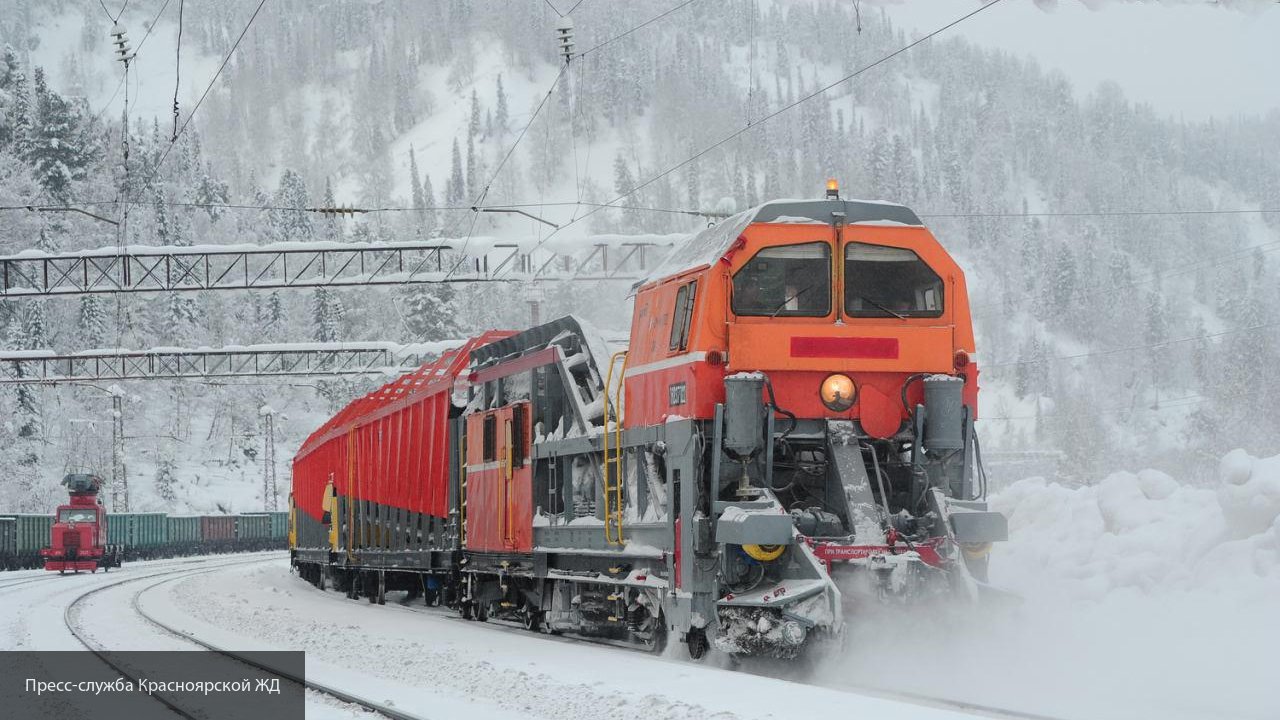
[42,474,122,574]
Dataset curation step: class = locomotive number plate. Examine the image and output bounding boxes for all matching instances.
[668,382,687,406]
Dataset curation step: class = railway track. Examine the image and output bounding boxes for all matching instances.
[117,557,427,720]
[459,610,1070,720]
[819,680,1070,720]
[297,576,1073,720]
[39,552,1072,720]
[62,556,286,719]
[0,573,61,594]
[0,554,247,597]
[474,613,1070,720]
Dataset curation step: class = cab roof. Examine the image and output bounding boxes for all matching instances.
[643,198,924,285]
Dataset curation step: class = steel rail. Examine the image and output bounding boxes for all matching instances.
[130,562,428,720]
[61,555,285,719]
[303,571,1070,720]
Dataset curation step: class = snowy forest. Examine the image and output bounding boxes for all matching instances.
[1,0,1277,512]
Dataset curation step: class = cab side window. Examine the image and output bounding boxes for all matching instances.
[668,281,698,351]
[482,414,497,462]
[511,404,528,466]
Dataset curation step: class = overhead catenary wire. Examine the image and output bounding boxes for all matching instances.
[574,0,700,60]
[98,0,130,23]
[443,65,568,279]
[924,208,1280,220]
[969,235,1280,318]
[171,0,184,141]
[9,198,1277,223]
[983,391,1213,423]
[519,0,1008,264]
[83,0,172,133]
[984,318,1280,370]
[149,0,270,182]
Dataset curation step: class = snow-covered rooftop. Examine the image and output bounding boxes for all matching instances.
[643,198,924,284]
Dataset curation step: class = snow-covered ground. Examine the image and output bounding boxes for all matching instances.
[0,554,988,719]
[4,448,1277,719]
[816,448,1280,720]
[147,560,996,720]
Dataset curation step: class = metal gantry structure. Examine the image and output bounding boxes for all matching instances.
[0,342,447,385]
[0,234,674,511]
[0,238,669,297]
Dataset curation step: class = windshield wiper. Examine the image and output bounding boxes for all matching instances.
[770,284,818,317]
[852,294,907,320]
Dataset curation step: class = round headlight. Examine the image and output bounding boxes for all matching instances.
[820,374,856,412]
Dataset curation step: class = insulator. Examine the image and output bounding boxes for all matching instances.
[555,16,575,63]
[110,23,135,64]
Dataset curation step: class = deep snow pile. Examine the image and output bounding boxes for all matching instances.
[820,449,1280,720]
[991,448,1280,604]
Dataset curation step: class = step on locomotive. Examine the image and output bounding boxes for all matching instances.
[290,185,1008,659]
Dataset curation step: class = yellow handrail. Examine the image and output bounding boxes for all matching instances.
[603,351,629,545]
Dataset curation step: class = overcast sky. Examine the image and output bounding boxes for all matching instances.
[878,0,1280,120]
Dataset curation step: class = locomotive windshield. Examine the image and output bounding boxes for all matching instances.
[59,508,96,523]
[844,243,944,317]
[732,242,831,317]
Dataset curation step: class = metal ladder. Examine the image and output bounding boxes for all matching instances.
[603,351,628,546]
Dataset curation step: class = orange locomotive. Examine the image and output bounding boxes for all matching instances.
[290,184,1006,659]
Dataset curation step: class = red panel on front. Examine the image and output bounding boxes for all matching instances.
[790,336,900,359]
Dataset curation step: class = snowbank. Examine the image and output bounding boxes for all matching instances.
[992,449,1280,604]
[819,449,1280,720]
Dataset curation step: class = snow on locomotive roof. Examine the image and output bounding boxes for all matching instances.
[751,198,922,225]
[643,198,924,284]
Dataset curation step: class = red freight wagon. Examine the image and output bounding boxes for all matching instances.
[290,332,514,576]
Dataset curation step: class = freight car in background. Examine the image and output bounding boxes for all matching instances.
[107,512,168,559]
[0,510,290,570]
[0,514,55,570]
[0,517,18,570]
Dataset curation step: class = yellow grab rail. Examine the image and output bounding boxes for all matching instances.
[603,351,629,545]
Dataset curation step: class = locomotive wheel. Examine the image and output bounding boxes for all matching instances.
[522,608,543,632]
[686,628,708,660]
[648,617,669,655]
